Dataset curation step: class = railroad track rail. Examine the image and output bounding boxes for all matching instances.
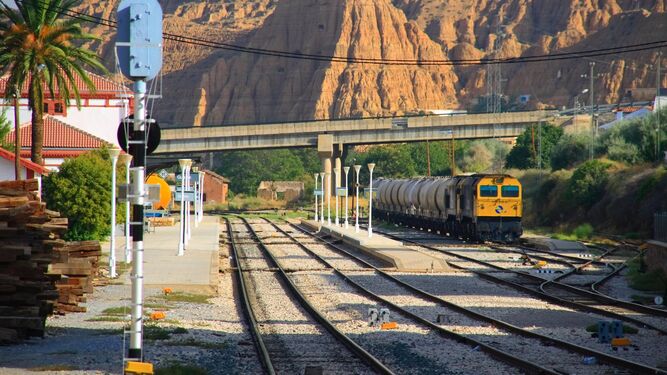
[265,218,667,375]
[225,217,391,374]
[369,226,667,333]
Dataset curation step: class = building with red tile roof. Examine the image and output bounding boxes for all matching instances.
[0,147,49,180]
[5,116,112,170]
[1,70,132,149]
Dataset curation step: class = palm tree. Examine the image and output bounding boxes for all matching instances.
[0,0,107,164]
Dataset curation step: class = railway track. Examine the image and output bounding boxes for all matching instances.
[369,225,667,334]
[260,218,667,374]
[225,217,390,374]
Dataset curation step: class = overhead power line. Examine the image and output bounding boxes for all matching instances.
[10,0,667,66]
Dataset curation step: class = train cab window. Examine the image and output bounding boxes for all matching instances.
[480,185,498,197]
[502,185,520,197]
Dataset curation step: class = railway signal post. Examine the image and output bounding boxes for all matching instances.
[116,0,163,362]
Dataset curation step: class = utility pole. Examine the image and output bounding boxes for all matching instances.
[657,52,662,160]
[582,62,598,160]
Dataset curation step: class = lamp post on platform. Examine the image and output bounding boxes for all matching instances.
[177,158,190,256]
[108,147,121,278]
[367,163,375,238]
[192,166,199,228]
[185,160,193,243]
[326,171,331,225]
[344,166,350,229]
[354,165,361,233]
[313,173,319,222]
[119,153,133,263]
[333,167,340,226]
[319,173,325,224]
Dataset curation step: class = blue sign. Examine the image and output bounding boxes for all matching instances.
[314,190,323,197]
[495,205,504,214]
[117,0,163,80]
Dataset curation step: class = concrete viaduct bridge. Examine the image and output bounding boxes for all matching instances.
[154,110,556,196]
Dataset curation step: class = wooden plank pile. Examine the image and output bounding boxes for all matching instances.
[0,179,101,343]
[48,240,102,314]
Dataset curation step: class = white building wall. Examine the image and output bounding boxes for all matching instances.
[0,159,29,180]
[1,99,129,148]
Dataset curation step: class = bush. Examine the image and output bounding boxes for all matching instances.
[573,223,594,239]
[566,160,611,208]
[606,136,641,164]
[43,148,123,241]
[550,133,591,170]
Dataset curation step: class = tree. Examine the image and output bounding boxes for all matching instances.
[0,110,10,148]
[0,0,106,164]
[43,148,123,241]
[506,123,563,169]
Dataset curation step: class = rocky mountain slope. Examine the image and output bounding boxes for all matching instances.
[76,0,666,126]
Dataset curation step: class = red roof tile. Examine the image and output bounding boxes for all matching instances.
[0,148,49,175]
[6,116,112,149]
[0,70,129,99]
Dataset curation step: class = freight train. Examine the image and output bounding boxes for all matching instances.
[374,175,523,242]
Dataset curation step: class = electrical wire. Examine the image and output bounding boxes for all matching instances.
[9,0,667,66]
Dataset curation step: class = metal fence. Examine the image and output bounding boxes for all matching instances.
[656,212,667,242]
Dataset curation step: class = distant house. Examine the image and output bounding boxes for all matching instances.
[257,181,304,202]
[201,169,229,204]
[0,70,131,148]
[0,147,49,180]
[600,106,652,131]
[5,115,113,170]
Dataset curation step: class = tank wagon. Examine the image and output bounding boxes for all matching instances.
[374,175,523,242]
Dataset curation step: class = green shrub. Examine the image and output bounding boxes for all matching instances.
[566,160,611,208]
[43,148,125,241]
[550,133,591,170]
[606,136,641,164]
[573,223,594,239]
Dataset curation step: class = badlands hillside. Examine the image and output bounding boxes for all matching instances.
[77,0,666,126]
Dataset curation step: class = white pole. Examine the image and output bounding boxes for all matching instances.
[193,168,199,228]
[320,173,325,224]
[368,163,375,238]
[314,173,319,222]
[177,159,188,256]
[354,165,361,233]
[334,167,340,226]
[198,172,204,223]
[108,148,120,278]
[344,166,350,229]
[326,171,331,225]
[120,154,133,263]
[186,162,192,243]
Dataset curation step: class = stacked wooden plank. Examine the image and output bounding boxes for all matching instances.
[0,179,64,343]
[0,179,103,343]
[48,240,102,314]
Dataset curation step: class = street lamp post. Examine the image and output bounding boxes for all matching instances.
[192,166,199,228]
[344,166,350,229]
[119,154,133,263]
[177,159,190,256]
[185,160,193,243]
[354,165,361,233]
[367,163,375,238]
[326,171,331,225]
[313,173,319,222]
[108,148,121,278]
[333,167,340,226]
[319,173,325,224]
[198,171,205,223]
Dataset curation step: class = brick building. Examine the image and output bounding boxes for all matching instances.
[202,169,229,204]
